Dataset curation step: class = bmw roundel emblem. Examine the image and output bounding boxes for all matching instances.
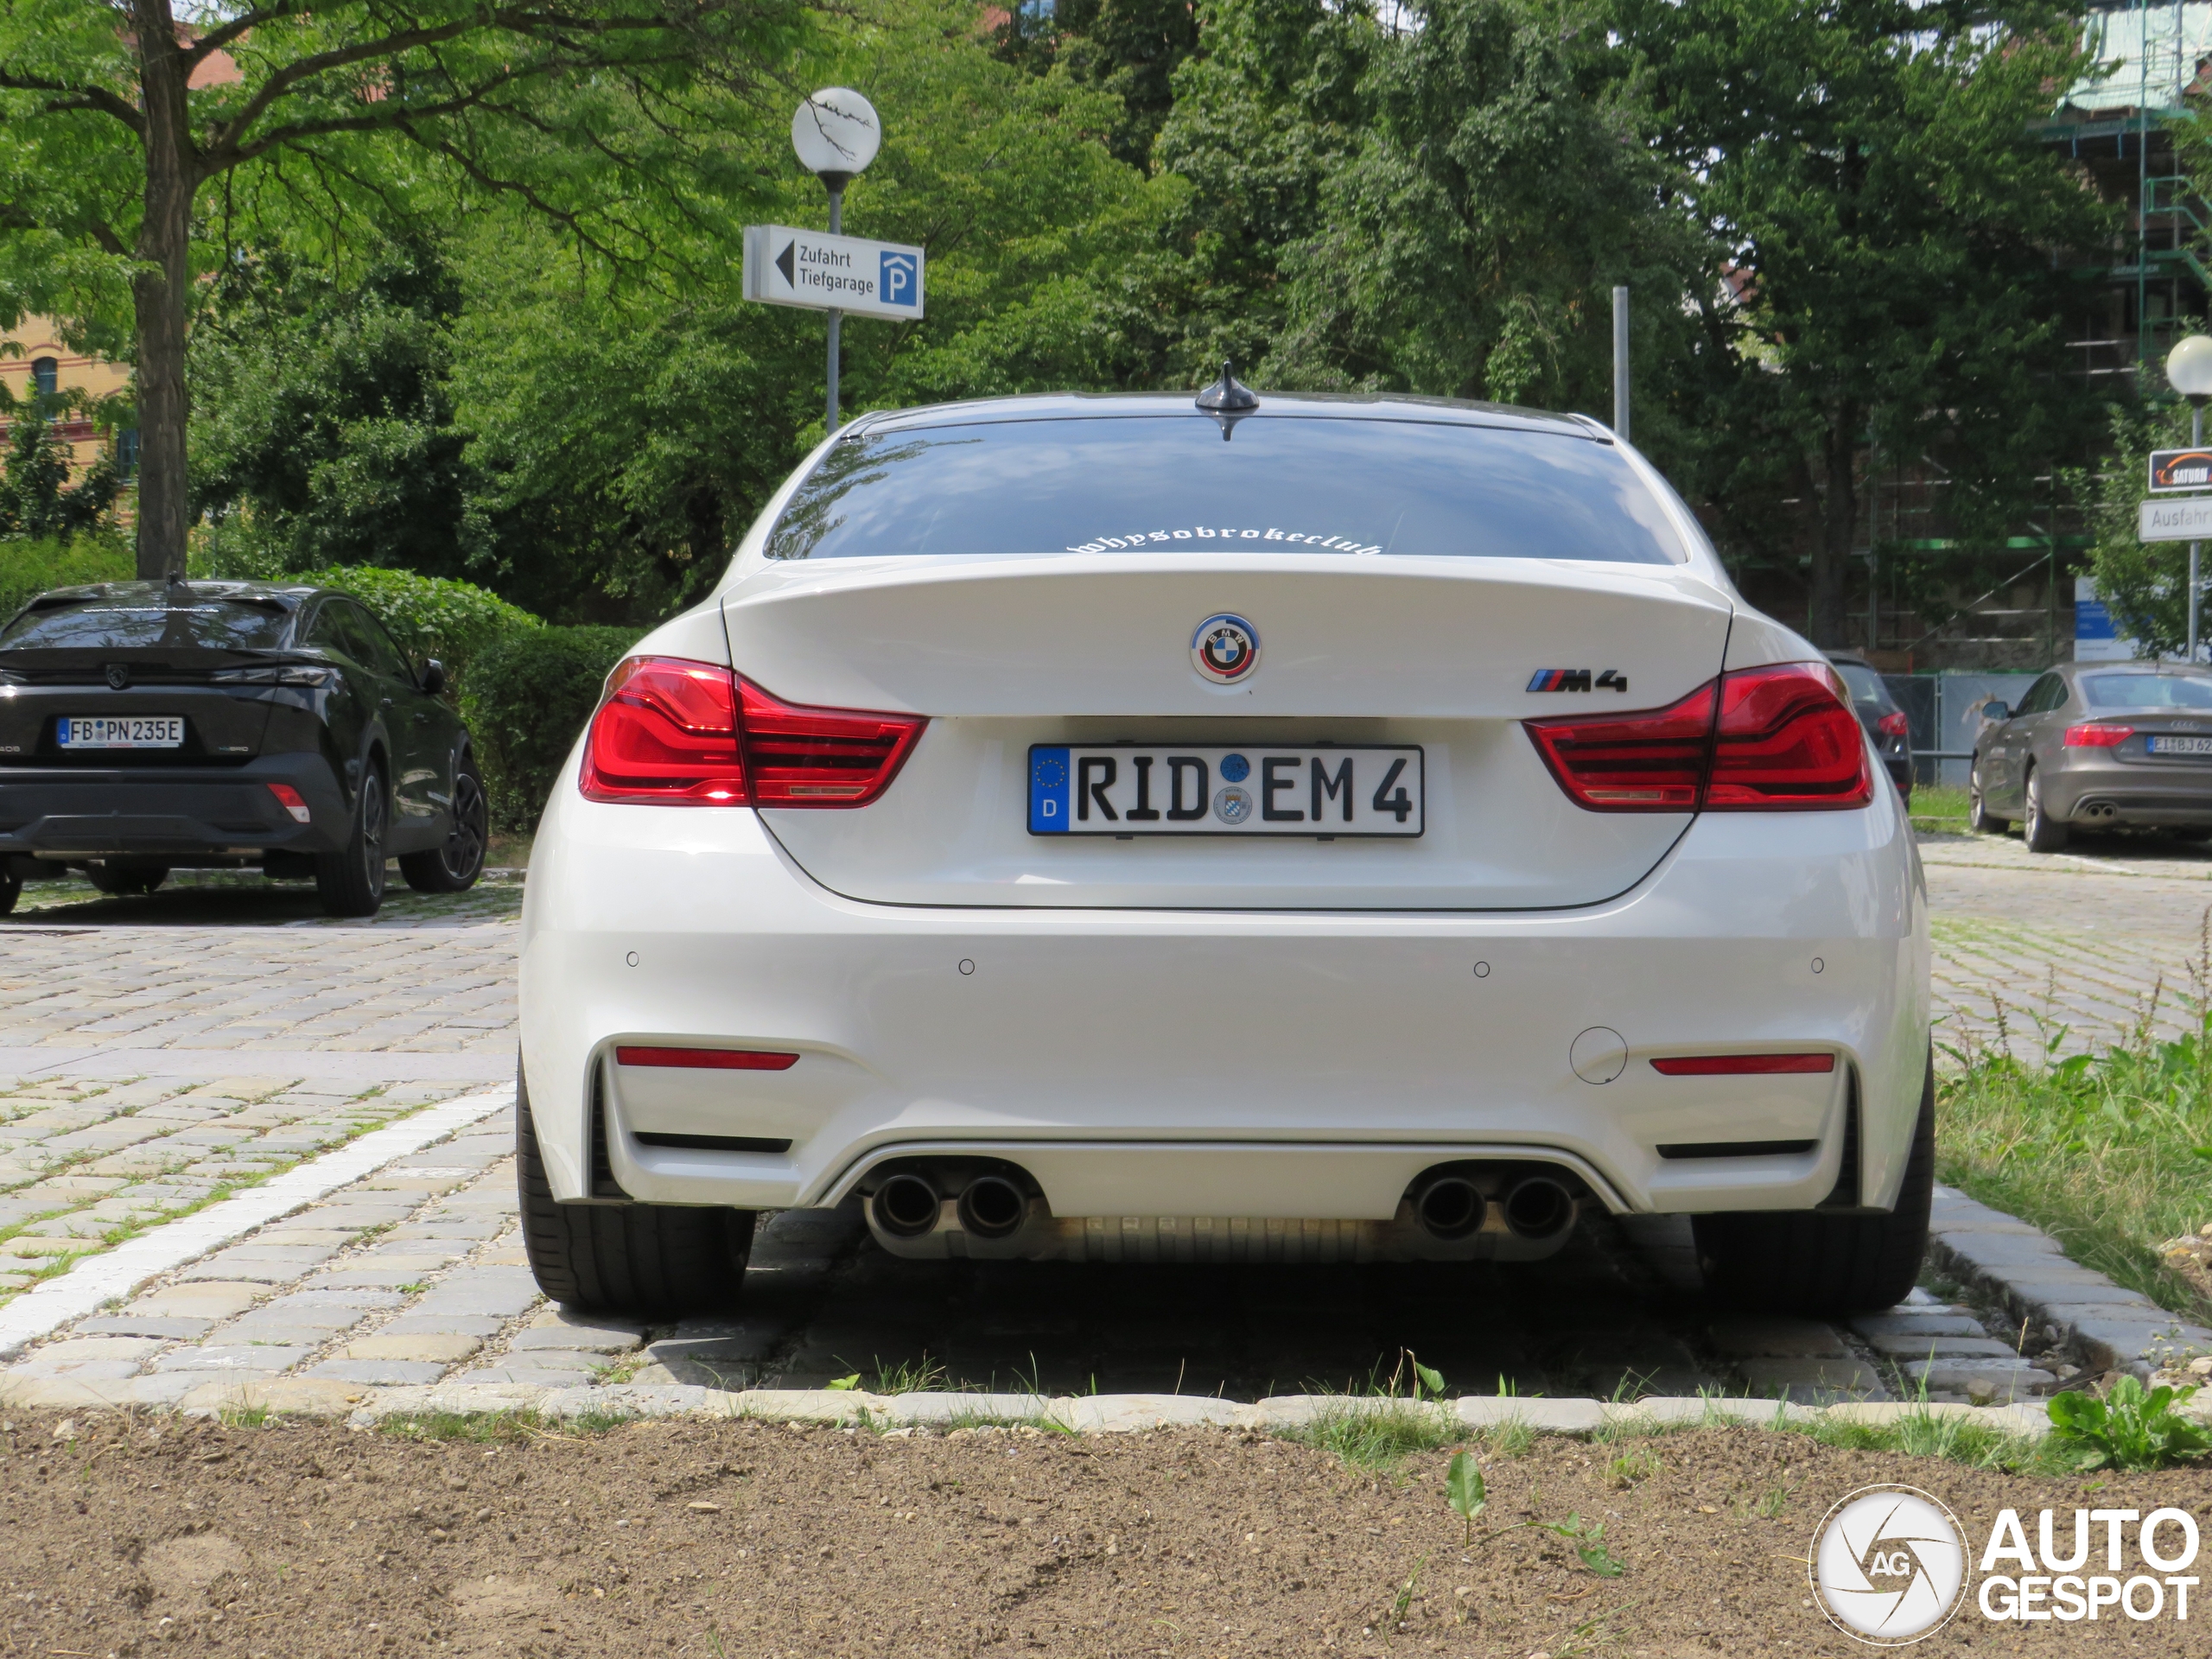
[1191,613,1261,683]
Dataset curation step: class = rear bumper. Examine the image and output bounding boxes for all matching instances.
[0,755,351,861]
[2044,753,2212,826]
[520,752,1932,1224]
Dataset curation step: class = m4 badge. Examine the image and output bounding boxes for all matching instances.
[1526,669,1629,694]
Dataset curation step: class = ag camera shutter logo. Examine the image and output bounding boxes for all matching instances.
[1810,1485,1969,1644]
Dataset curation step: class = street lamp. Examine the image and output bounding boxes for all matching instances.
[2167,334,2212,664]
[792,88,880,434]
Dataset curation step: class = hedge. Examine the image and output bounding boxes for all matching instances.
[464,625,641,830]
[0,534,134,621]
[298,564,539,688]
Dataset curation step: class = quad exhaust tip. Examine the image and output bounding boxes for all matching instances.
[870,1171,941,1237]
[956,1173,1029,1239]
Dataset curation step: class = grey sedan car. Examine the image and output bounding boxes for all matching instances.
[1969,663,2212,850]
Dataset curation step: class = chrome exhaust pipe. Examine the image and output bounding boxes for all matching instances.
[871,1172,942,1238]
[1502,1175,1576,1242]
[1412,1175,1486,1241]
[955,1173,1029,1240]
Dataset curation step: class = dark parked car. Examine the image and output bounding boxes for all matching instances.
[0,578,486,916]
[1969,662,2212,851]
[1826,652,1913,801]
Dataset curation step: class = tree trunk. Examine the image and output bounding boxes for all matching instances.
[1806,405,1858,648]
[131,0,195,581]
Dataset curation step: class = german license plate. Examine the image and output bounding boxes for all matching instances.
[58,716,184,749]
[2148,734,2212,756]
[1028,745,1423,836]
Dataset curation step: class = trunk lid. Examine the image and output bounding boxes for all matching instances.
[0,648,283,764]
[721,554,1735,910]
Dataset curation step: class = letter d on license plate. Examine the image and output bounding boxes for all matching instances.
[1028,745,1422,836]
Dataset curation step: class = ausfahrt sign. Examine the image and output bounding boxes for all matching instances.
[742,226,925,321]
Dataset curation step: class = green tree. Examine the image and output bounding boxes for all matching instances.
[1618,0,2113,645]
[191,242,482,578]
[0,0,817,581]
[1268,0,1705,426]
[0,401,120,539]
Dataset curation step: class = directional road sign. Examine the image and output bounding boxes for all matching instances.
[2149,448,2212,493]
[742,225,925,321]
[2139,495,2212,542]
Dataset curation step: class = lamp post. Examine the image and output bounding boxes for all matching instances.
[791,88,881,435]
[2165,334,2212,663]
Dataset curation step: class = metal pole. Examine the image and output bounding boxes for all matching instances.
[2194,400,2204,662]
[1611,286,1630,441]
[826,184,843,434]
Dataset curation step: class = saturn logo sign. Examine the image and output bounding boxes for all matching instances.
[1192,614,1260,683]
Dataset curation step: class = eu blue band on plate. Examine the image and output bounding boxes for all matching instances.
[1029,747,1071,834]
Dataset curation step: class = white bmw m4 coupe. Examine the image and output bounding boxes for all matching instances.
[516,376,1932,1321]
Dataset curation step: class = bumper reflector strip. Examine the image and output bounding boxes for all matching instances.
[1656,1139,1819,1160]
[613,1046,800,1071]
[1649,1052,1835,1076]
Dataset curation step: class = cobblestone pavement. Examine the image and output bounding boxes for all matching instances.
[0,830,2179,1414]
[1923,830,2212,1056]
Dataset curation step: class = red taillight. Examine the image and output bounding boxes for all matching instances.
[738,677,927,806]
[614,1046,799,1071]
[2064,723,2133,748]
[1876,710,1910,739]
[1649,1052,1836,1076]
[580,657,925,809]
[1707,663,1874,809]
[1525,661,1872,813]
[1521,681,1716,810]
[267,783,311,824]
[581,658,747,805]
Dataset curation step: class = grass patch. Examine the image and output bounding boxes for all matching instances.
[1909,782,1971,834]
[1936,942,2212,1326]
[1788,1403,2065,1473]
[1281,1399,1462,1470]
[378,1409,546,1444]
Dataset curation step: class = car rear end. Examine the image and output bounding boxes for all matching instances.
[518,395,1929,1312]
[0,582,354,878]
[2047,667,2212,831]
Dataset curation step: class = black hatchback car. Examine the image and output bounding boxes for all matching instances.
[0,579,486,917]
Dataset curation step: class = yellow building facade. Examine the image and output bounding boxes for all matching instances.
[0,316,134,481]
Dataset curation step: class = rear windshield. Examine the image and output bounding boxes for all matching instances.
[2082,673,2212,710]
[1831,663,1895,710]
[765,416,1685,563]
[0,598,293,651]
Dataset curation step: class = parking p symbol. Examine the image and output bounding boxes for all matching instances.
[881,251,918,307]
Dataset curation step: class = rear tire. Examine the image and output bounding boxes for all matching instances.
[2023,766,2069,853]
[315,767,388,917]
[399,760,487,893]
[86,861,168,896]
[515,1065,754,1317]
[1967,766,2006,835]
[1694,1058,1935,1317]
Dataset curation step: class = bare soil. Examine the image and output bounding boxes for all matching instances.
[1,1410,2205,1656]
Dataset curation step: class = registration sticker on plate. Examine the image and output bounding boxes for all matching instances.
[2149,734,2212,756]
[58,715,185,750]
[1028,745,1422,836]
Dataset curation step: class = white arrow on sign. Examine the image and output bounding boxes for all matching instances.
[2140,496,2212,543]
[742,224,925,321]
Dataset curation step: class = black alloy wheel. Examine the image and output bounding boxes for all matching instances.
[315,767,388,917]
[401,762,488,893]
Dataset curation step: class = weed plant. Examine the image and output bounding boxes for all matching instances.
[1937,917,2212,1321]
